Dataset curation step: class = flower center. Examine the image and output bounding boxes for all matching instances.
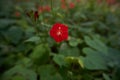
[58,27,61,29]
[57,31,61,36]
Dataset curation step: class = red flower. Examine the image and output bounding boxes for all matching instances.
[15,11,20,17]
[61,0,67,9]
[97,0,102,4]
[38,6,44,13]
[50,23,68,42]
[76,0,80,2]
[44,6,51,12]
[69,2,75,9]
[38,6,51,13]
[61,4,67,9]
[61,0,65,3]
[34,11,39,21]
[106,0,116,5]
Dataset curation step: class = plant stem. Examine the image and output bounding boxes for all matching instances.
[51,0,53,12]
[50,0,54,16]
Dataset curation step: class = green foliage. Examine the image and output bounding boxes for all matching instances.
[38,64,63,80]
[1,65,37,80]
[53,54,66,67]
[30,44,50,65]
[4,26,23,44]
[81,48,107,70]
[59,43,80,57]
[103,73,111,80]
[0,0,120,80]
[69,37,83,47]
[84,36,108,54]
[25,36,40,43]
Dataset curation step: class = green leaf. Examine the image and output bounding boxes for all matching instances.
[69,37,83,47]
[81,48,107,70]
[65,56,84,68]
[25,36,40,43]
[84,36,120,68]
[38,65,63,80]
[25,27,35,38]
[53,54,66,67]
[12,75,25,80]
[0,19,16,29]
[81,21,96,26]
[17,20,29,28]
[103,73,111,80]
[4,26,23,44]
[59,43,80,57]
[73,12,87,20]
[2,65,37,80]
[84,36,108,54]
[30,44,50,65]
[58,67,70,80]
[16,57,32,67]
[79,27,93,33]
[107,48,120,67]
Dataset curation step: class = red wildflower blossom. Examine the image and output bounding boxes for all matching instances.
[38,6,51,13]
[38,6,44,13]
[106,0,116,5]
[44,6,51,12]
[97,0,102,4]
[61,4,67,9]
[61,0,67,9]
[50,23,68,42]
[15,11,20,17]
[76,0,80,2]
[61,0,65,3]
[34,11,39,21]
[69,2,75,9]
